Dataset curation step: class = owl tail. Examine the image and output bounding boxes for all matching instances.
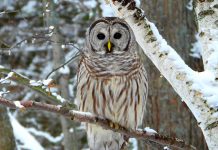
[87,124,127,150]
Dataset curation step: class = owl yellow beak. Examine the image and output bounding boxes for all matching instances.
[107,40,112,52]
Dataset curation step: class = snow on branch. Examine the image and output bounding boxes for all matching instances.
[0,96,195,149]
[0,66,77,108]
[108,0,218,149]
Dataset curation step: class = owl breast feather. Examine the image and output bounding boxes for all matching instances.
[76,58,148,129]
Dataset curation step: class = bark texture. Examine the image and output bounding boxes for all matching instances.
[139,0,207,149]
[0,106,16,150]
[195,1,218,80]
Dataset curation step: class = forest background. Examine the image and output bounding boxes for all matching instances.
[0,0,207,150]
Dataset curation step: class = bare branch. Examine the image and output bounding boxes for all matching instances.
[7,35,82,53]
[45,51,81,79]
[0,96,195,150]
[0,67,77,109]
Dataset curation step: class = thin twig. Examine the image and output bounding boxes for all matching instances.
[8,35,82,52]
[0,96,196,150]
[5,34,82,79]
[46,51,81,79]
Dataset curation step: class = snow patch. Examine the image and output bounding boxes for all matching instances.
[14,101,24,109]
[0,90,10,96]
[61,44,66,49]
[84,0,97,8]
[191,71,218,107]
[52,92,66,103]
[72,110,94,117]
[135,0,141,7]
[30,80,42,86]
[149,22,169,53]
[58,66,70,75]
[45,9,50,12]
[0,72,14,83]
[186,0,193,11]
[27,128,63,143]
[212,112,218,118]
[190,33,202,58]
[164,146,171,150]
[42,78,53,86]
[144,127,157,135]
[8,112,44,150]
[22,1,37,13]
[69,128,74,133]
[207,40,218,70]
[8,72,14,77]
[56,95,66,103]
[129,138,138,150]
[100,0,115,17]
[49,26,54,30]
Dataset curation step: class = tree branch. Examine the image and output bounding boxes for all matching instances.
[0,66,77,109]
[0,96,195,150]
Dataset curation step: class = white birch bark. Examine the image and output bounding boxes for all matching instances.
[109,0,218,149]
[195,0,218,80]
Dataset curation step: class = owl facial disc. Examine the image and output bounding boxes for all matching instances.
[87,18,134,55]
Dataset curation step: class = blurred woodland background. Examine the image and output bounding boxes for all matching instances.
[0,0,207,150]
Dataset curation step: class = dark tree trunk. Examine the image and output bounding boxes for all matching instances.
[0,106,16,150]
[139,0,206,149]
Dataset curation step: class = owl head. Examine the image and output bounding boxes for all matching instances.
[84,17,137,56]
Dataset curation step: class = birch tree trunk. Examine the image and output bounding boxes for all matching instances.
[0,106,16,150]
[109,0,218,149]
[140,0,206,149]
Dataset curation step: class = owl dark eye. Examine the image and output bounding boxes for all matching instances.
[114,32,122,39]
[97,33,105,40]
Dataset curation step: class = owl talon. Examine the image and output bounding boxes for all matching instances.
[109,121,114,128]
[109,121,120,130]
[19,107,26,112]
[114,123,120,130]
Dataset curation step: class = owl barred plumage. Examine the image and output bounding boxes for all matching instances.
[76,17,148,150]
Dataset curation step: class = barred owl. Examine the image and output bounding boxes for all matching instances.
[76,17,148,150]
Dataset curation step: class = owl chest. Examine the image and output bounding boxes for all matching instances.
[77,64,147,129]
[79,73,130,117]
[92,76,128,110]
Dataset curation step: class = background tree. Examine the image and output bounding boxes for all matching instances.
[0,106,15,150]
